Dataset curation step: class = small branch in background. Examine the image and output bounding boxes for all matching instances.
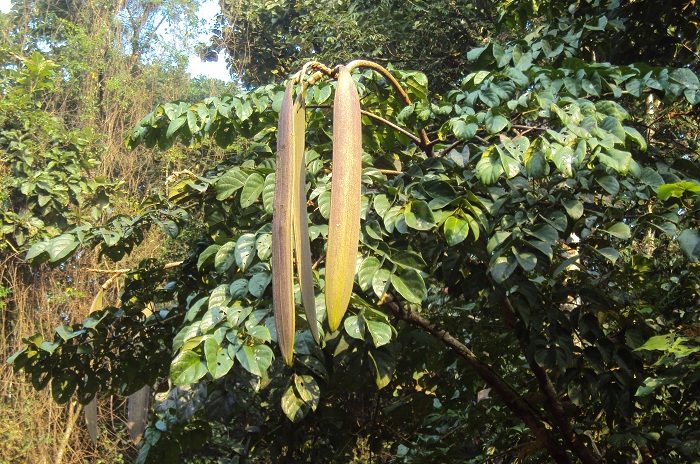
[360,110,422,143]
[377,168,403,175]
[435,140,462,157]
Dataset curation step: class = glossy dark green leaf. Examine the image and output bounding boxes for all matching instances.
[404,200,436,231]
[240,173,265,208]
[344,315,365,340]
[216,168,248,200]
[204,338,234,379]
[235,233,256,272]
[366,320,392,347]
[444,216,470,246]
[604,222,631,240]
[678,229,700,262]
[358,257,381,291]
[171,350,207,385]
[390,269,426,304]
[215,241,236,273]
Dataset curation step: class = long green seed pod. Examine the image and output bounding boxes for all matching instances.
[292,96,319,342]
[273,80,297,366]
[326,66,362,333]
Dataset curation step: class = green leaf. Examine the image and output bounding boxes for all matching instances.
[604,222,631,240]
[166,116,187,138]
[209,284,230,309]
[551,145,574,177]
[171,350,207,385]
[367,347,397,389]
[596,175,620,195]
[592,247,619,264]
[657,181,700,200]
[444,216,470,246]
[248,272,271,298]
[344,315,365,340]
[449,118,478,140]
[215,241,237,273]
[318,190,331,219]
[528,224,558,244]
[235,233,256,272]
[390,269,426,304]
[262,173,276,214]
[634,334,673,352]
[512,248,537,272]
[229,279,248,300]
[562,199,583,220]
[372,269,391,297]
[387,250,427,270]
[678,229,700,262]
[358,257,381,291]
[248,325,272,342]
[240,173,265,208]
[252,344,274,372]
[51,372,77,404]
[281,384,307,422]
[204,338,234,379]
[216,168,248,200]
[404,200,436,231]
[366,320,392,347]
[484,112,509,134]
[47,234,80,264]
[476,148,503,184]
[236,345,261,376]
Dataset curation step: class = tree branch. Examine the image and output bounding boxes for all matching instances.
[360,110,422,144]
[499,297,600,464]
[381,294,572,464]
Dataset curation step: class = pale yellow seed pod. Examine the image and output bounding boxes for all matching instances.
[326,66,362,333]
[273,80,297,366]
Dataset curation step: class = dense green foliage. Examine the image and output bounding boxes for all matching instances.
[8,0,700,463]
[0,49,117,252]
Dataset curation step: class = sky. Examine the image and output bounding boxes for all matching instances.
[0,0,232,82]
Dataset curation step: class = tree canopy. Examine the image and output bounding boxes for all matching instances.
[7,0,700,463]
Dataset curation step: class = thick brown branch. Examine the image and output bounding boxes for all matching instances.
[381,295,572,464]
[499,297,600,464]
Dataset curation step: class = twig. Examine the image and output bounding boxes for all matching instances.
[435,140,462,158]
[360,110,422,144]
[344,60,434,156]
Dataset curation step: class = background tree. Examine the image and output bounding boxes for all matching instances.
[0,1,234,462]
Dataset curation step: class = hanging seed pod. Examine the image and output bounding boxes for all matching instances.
[84,397,99,443]
[273,80,298,366]
[326,66,362,333]
[292,95,319,343]
[127,385,150,444]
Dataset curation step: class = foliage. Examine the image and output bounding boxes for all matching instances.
[0,48,119,252]
[203,0,495,91]
[9,0,700,463]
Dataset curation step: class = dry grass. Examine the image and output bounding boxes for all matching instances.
[0,240,166,464]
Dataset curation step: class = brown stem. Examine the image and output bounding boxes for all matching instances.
[435,140,462,158]
[344,60,434,157]
[381,295,572,464]
[499,297,600,464]
[360,110,422,144]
